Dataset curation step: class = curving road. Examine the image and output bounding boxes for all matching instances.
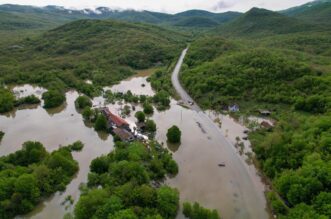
[171,48,269,219]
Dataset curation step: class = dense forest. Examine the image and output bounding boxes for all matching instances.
[0,141,80,218]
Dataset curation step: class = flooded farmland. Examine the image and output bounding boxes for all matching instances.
[0,71,269,219]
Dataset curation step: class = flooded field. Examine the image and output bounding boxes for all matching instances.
[0,71,269,219]
[0,86,114,219]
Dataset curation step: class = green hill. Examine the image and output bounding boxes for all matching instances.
[215,8,316,37]
[0,19,187,94]
[0,4,241,30]
[173,16,219,27]
[280,0,331,16]
[293,2,331,27]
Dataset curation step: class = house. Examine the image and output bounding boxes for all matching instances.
[113,128,135,142]
[228,104,240,112]
[258,110,271,116]
[101,107,130,130]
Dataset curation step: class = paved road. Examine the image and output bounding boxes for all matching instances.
[171,48,269,219]
[171,48,202,112]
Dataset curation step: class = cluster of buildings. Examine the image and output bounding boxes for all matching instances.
[100,107,135,142]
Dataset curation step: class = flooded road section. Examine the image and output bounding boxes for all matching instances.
[0,85,113,219]
[168,48,269,219]
[0,62,268,219]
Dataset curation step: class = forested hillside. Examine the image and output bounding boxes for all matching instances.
[0,4,242,30]
[214,8,318,37]
[0,19,187,96]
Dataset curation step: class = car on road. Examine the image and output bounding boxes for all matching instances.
[218,162,226,167]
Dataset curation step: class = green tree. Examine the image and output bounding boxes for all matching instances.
[282,203,327,219]
[14,174,40,203]
[153,90,171,109]
[90,155,109,174]
[82,106,93,121]
[75,95,92,109]
[135,111,146,123]
[167,126,181,143]
[110,209,138,219]
[0,88,15,113]
[313,192,331,218]
[145,120,157,132]
[42,90,65,108]
[143,103,154,115]
[94,114,108,131]
[74,189,109,219]
[183,202,220,219]
[156,186,179,218]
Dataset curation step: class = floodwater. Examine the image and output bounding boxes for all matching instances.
[0,85,114,219]
[1,67,269,219]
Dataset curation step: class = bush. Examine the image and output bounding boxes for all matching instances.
[167,126,181,143]
[156,186,179,218]
[0,87,15,113]
[82,107,94,121]
[183,202,220,219]
[94,114,108,132]
[14,95,41,107]
[68,141,84,151]
[145,120,157,132]
[135,111,146,123]
[75,95,92,109]
[42,90,66,108]
[143,103,154,115]
[153,90,171,109]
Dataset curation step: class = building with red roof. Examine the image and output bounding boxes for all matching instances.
[101,107,130,130]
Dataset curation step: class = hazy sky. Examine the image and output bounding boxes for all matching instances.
[0,0,313,13]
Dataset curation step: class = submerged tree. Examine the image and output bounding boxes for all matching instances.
[167,126,181,143]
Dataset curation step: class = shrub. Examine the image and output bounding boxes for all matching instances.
[135,111,146,123]
[167,126,181,143]
[42,90,65,108]
[143,103,154,115]
[75,96,92,109]
[183,202,220,219]
[68,141,84,151]
[15,95,41,107]
[145,120,157,132]
[94,114,108,132]
[0,87,15,113]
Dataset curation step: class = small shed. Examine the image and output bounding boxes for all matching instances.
[113,128,135,142]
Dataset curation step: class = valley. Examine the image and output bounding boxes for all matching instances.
[0,0,330,219]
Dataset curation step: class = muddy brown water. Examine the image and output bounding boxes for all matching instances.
[1,73,269,219]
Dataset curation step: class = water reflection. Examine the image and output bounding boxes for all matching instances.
[167,141,181,153]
